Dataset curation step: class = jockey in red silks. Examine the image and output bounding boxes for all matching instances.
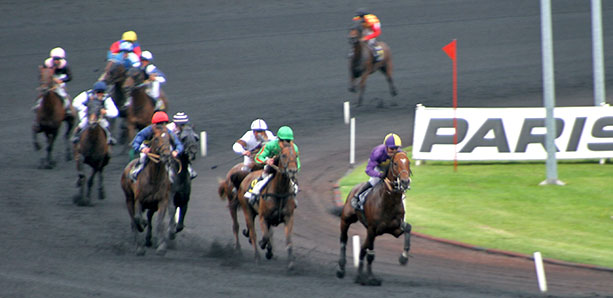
[108,30,142,58]
[351,133,403,210]
[352,9,383,61]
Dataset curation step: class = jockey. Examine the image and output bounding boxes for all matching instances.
[34,47,74,116]
[129,111,184,181]
[139,50,166,110]
[167,112,198,179]
[232,119,275,172]
[352,9,383,61]
[71,81,119,145]
[244,126,300,206]
[110,41,141,69]
[107,30,142,59]
[351,133,403,210]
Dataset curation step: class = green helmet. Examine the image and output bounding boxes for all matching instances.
[277,126,294,141]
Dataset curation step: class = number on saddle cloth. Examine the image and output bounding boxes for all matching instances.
[373,45,384,61]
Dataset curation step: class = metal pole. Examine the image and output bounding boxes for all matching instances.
[540,0,564,186]
[592,0,606,106]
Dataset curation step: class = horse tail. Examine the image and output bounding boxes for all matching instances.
[218,178,228,200]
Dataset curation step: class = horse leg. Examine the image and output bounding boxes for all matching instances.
[97,168,105,200]
[167,199,178,240]
[357,74,368,107]
[32,124,41,151]
[355,228,381,286]
[63,117,74,161]
[177,200,188,233]
[45,132,58,169]
[242,207,260,263]
[228,197,241,250]
[336,218,352,278]
[258,219,273,260]
[86,168,96,202]
[145,209,154,247]
[399,221,412,265]
[284,214,295,271]
[155,200,169,256]
[381,62,398,98]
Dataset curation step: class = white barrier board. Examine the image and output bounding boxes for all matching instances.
[412,105,613,161]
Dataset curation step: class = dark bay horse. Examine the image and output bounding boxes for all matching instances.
[120,124,173,256]
[237,140,298,270]
[73,99,110,206]
[32,67,74,169]
[348,20,397,107]
[122,68,168,153]
[103,63,128,144]
[168,125,199,240]
[337,151,412,286]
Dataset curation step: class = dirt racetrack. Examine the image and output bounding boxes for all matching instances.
[1,0,613,297]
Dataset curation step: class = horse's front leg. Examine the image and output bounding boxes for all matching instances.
[355,228,381,286]
[86,168,96,200]
[382,63,398,97]
[155,200,169,256]
[258,215,273,259]
[45,132,58,169]
[167,196,178,240]
[284,213,295,271]
[337,219,351,278]
[145,209,154,247]
[229,197,241,250]
[357,75,368,107]
[399,221,412,265]
[32,124,41,151]
[242,206,260,263]
[97,168,105,201]
[177,201,188,233]
[63,117,74,161]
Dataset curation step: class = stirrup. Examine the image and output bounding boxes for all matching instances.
[350,196,361,210]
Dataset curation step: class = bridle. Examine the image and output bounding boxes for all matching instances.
[384,151,411,193]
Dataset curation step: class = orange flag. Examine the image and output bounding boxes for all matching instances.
[442,39,457,60]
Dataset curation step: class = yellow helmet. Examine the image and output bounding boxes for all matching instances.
[122,30,138,42]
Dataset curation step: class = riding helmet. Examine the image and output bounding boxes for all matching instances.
[250,119,268,131]
[141,51,153,61]
[122,30,138,42]
[93,81,107,92]
[152,111,169,124]
[277,126,294,141]
[173,112,189,124]
[119,41,134,52]
[384,133,401,148]
[50,47,66,59]
[355,8,368,18]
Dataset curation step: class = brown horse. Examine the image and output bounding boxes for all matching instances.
[73,99,110,206]
[122,67,168,153]
[237,141,299,269]
[102,63,128,144]
[120,124,173,256]
[348,20,397,107]
[337,151,412,286]
[32,67,74,169]
[218,161,264,250]
[168,125,199,240]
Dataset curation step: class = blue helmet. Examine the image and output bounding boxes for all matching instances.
[93,81,107,92]
[119,41,134,52]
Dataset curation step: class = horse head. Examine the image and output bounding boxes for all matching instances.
[348,21,363,45]
[387,151,411,192]
[104,63,127,86]
[178,125,199,162]
[123,67,145,95]
[38,66,56,92]
[277,140,298,180]
[149,124,173,166]
[86,99,103,126]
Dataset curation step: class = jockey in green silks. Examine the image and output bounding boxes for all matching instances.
[244,126,300,206]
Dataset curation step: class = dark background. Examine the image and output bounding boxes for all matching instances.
[1,0,612,297]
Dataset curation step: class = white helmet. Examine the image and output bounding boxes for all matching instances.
[49,47,65,59]
[250,119,268,131]
[141,50,153,61]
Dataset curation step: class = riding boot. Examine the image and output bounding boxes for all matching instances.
[291,179,299,208]
[130,160,144,181]
[102,125,117,145]
[351,183,372,210]
[188,164,198,179]
[244,173,271,205]
[32,98,42,112]
[71,127,83,144]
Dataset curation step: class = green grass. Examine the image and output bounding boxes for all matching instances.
[339,148,613,268]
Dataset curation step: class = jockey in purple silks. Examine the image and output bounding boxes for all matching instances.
[351,133,403,210]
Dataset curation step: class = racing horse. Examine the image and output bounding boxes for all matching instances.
[32,66,74,169]
[102,63,128,144]
[120,124,173,256]
[168,125,199,240]
[337,151,412,286]
[348,20,397,107]
[73,99,110,206]
[122,67,168,153]
[237,140,298,270]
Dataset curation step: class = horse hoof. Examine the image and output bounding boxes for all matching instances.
[156,243,167,256]
[169,231,176,240]
[259,239,267,250]
[336,268,345,279]
[98,191,105,200]
[349,87,357,93]
[287,261,295,271]
[399,254,408,265]
[34,143,41,151]
[368,276,382,286]
[265,250,273,260]
[176,223,184,233]
[136,246,146,256]
[145,239,153,247]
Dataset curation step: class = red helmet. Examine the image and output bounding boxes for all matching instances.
[151,111,169,124]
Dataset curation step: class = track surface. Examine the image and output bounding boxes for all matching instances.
[1,1,612,297]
